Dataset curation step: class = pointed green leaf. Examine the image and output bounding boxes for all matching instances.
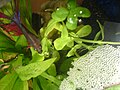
[76,25,92,37]
[12,78,28,90]
[33,78,41,90]
[16,58,56,81]
[47,64,56,76]
[15,35,28,49]
[0,72,18,90]
[38,76,48,90]
[0,30,15,49]
[46,83,59,90]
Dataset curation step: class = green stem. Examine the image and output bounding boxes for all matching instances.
[79,39,120,45]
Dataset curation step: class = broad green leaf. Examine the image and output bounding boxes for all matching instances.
[67,44,81,57]
[70,7,91,18]
[41,72,61,86]
[76,25,92,37]
[67,0,77,9]
[67,37,74,48]
[45,19,58,37]
[0,72,18,90]
[16,58,56,81]
[52,50,60,62]
[52,7,69,22]
[105,85,120,90]
[54,37,71,50]
[33,78,41,90]
[41,37,52,53]
[15,35,28,49]
[12,78,28,90]
[30,47,44,63]
[60,58,73,73]
[54,23,63,32]
[66,15,78,30]
[47,64,56,76]
[12,54,23,68]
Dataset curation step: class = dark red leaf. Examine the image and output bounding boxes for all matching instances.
[1,23,23,36]
[0,12,9,19]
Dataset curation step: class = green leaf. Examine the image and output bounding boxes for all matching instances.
[67,38,74,48]
[12,78,28,90]
[70,7,91,18]
[60,58,73,73]
[24,18,37,36]
[0,72,18,90]
[67,44,81,57]
[30,47,44,63]
[46,83,59,90]
[61,24,69,38]
[41,37,52,53]
[105,85,120,90]
[33,78,41,90]
[38,76,48,90]
[94,31,101,41]
[16,58,56,81]
[97,20,104,40]
[76,25,92,37]
[0,30,15,49]
[15,35,28,49]
[12,54,23,68]
[52,50,60,62]
[27,0,32,24]
[47,64,56,76]
[45,19,58,37]
[52,7,69,22]
[66,15,78,30]
[67,0,77,9]
[54,37,71,50]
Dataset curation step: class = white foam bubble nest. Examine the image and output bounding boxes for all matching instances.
[59,45,120,90]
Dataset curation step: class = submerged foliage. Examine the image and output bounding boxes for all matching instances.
[0,0,120,90]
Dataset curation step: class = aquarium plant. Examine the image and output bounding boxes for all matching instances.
[0,0,120,90]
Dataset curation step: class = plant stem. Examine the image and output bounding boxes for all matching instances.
[79,39,120,45]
